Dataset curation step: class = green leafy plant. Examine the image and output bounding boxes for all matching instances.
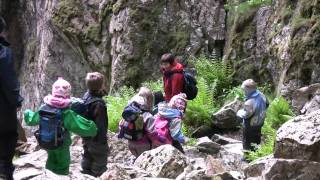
[191,55,233,100]
[246,96,294,161]
[105,86,135,132]
[184,77,217,128]
[225,0,272,13]
[142,79,163,92]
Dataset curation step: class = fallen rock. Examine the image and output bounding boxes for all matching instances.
[245,156,320,179]
[218,143,247,171]
[274,109,320,162]
[205,155,225,176]
[212,99,242,129]
[176,169,211,180]
[212,134,242,145]
[100,164,131,180]
[291,83,320,113]
[196,137,221,155]
[212,171,244,180]
[191,125,215,138]
[134,145,187,179]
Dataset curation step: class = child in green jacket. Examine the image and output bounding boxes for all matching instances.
[24,77,97,175]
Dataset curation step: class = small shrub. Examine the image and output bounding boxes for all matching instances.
[105,86,135,132]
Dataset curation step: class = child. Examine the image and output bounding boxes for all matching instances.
[24,77,97,175]
[147,93,188,153]
[81,72,109,177]
[126,87,154,157]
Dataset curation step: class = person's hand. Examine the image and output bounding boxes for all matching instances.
[183,137,190,144]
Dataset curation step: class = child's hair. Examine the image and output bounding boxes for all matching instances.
[137,87,154,111]
[85,72,106,96]
[153,91,164,106]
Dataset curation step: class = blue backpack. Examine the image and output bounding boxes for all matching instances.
[35,105,66,150]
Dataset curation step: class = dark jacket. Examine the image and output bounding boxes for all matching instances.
[0,37,23,134]
[82,92,108,144]
[162,62,184,102]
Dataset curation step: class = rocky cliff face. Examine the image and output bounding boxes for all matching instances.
[0,0,226,110]
[224,0,320,102]
[2,0,318,110]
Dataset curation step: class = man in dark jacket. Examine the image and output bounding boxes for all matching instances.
[160,53,184,102]
[0,16,24,180]
[81,72,109,177]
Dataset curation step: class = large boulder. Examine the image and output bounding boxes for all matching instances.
[212,99,242,129]
[291,83,320,113]
[101,164,151,180]
[245,156,320,179]
[134,145,187,179]
[274,109,320,162]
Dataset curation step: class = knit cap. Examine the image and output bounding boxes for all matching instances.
[168,93,187,112]
[52,77,71,98]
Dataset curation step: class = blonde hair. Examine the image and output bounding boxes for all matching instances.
[130,87,154,112]
[85,72,106,96]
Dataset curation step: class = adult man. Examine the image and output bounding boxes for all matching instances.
[0,16,24,179]
[160,53,184,102]
[236,79,268,154]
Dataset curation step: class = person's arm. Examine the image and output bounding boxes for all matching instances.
[169,118,185,143]
[24,109,40,126]
[91,102,108,138]
[0,47,23,108]
[171,73,184,96]
[63,109,97,137]
[237,99,255,120]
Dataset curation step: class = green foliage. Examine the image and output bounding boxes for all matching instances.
[184,77,217,128]
[192,56,233,99]
[142,80,163,92]
[105,86,135,132]
[224,85,245,102]
[265,96,294,129]
[246,96,294,161]
[225,0,272,14]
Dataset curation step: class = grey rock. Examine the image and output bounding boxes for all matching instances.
[212,171,244,180]
[245,156,320,180]
[134,145,187,179]
[212,99,243,129]
[292,83,320,114]
[212,134,242,145]
[274,109,320,162]
[191,125,215,138]
[205,155,225,176]
[196,137,221,155]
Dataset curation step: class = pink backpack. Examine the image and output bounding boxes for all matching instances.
[145,114,172,146]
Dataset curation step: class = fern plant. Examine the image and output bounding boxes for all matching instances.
[105,86,135,132]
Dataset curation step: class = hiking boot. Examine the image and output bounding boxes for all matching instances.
[80,169,94,176]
